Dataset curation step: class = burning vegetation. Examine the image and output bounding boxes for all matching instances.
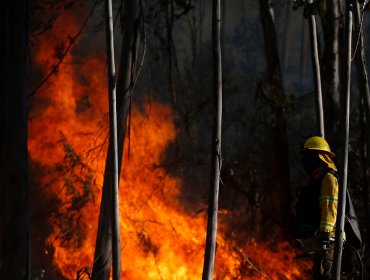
[28,4,313,280]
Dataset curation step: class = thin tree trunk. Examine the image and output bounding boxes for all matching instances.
[258,0,291,230]
[333,0,354,278]
[308,15,325,137]
[104,0,121,278]
[282,1,291,72]
[321,0,341,144]
[201,0,222,278]
[92,1,141,279]
[221,0,226,47]
[0,1,29,279]
[198,0,205,88]
[300,20,307,80]
[166,0,176,103]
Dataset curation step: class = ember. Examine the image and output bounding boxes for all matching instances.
[29,8,313,280]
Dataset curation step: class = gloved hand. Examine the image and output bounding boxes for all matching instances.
[315,231,331,253]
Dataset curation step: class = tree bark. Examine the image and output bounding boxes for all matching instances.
[104,0,121,278]
[0,1,29,279]
[300,20,307,80]
[354,2,370,136]
[308,15,325,137]
[201,0,222,279]
[354,1,370,262]
[92,1,141,279]
[258,0,291,230]
[166,0,176,103]
[282,1,291,72]
[333,0,354,278]
[321,0,341,143]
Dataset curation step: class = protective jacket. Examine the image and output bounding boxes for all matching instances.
[296,163,338,239]
[296,152,340,237]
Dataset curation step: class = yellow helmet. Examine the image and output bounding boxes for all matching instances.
[303,136,336,158]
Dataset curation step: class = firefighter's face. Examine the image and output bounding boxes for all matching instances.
[301,150,320,174]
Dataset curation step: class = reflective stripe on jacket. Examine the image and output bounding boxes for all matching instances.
[319,172,338,237]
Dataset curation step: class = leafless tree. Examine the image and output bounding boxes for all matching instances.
[333,0,354,278]
[202,0,223,279]
[354,0,370,267]
[92,1,142,279]
[104,0,121,278]
[321,0,341,143]
[258,0,291,230]
[308,14,325,137]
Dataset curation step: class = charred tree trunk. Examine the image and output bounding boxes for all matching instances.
[354,2,370,142]
[321,0,341,144]
[282,1,292,72]
[354,1,370,264]
[104,0,121,278]
[360,98,370,272]
[198,0,205,89]
[92,1,141,279]
[300,20,308,80]
[258,0,291,231]
[166,0,176,103]
[0,1,29,279]
[202,0,222,279]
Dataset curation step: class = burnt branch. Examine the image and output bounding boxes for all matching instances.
[28,0,101,98]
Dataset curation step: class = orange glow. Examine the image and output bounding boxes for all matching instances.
[29,9,313,280]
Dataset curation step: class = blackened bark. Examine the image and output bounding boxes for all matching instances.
[282,1,291,71]
[354,2,370,135]
[202,0,222,279]
[300,20,308,80]
[258,0,291,230]
[259,0,282,81]
[354,1,370,261]
[166,0,176,103]
[0,1,29,279]
[92,1,141,279]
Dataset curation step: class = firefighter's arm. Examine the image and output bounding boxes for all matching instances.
[319,173,339,234]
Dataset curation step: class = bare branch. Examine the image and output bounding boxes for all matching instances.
[28,0,101,98]
[240,251,272,280]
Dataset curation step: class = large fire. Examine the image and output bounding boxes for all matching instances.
[28,7,313,280]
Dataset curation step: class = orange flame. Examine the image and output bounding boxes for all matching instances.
[29,8,313,280]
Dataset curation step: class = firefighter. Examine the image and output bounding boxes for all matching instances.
[295,136,338,279]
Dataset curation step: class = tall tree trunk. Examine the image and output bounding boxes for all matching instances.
[92,1,141,279]
[258,0,291,231]
[333,0,354,278]
[0,1,29,279]
[354,1,370,266]
[360,98,370,272]
[198,0,205,89]
[104,0,121,278]
[321,0,341,144]
[308,15,325,137]
[354,2,370,138]
[166,0,176,103]
[282,1,291,72]
[300,20,308,81]
[202,0,222,279]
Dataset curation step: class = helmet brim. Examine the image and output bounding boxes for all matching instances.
[302,147,336,158]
